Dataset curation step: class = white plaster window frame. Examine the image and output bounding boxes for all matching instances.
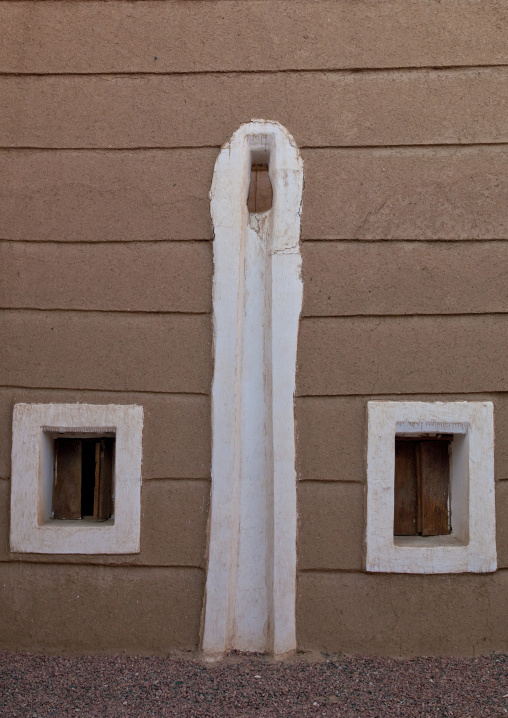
[10,403,143,554]
[202,121,303,658]
[366,401,497,574]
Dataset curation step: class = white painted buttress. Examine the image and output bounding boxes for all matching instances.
[202,121,303,658]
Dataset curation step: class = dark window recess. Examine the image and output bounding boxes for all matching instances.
[52,437,114,521]
[394,436,452,536]
[247,163,273,213]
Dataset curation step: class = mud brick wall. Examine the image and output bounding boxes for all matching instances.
[1,0,508,655]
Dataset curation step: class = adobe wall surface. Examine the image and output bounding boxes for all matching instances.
[1,0,508,655]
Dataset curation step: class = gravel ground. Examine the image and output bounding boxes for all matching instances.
[0,651,506,717]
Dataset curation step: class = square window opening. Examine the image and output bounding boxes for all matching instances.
[392,427,470,549]
[366,402,496,573]
[11,403,143,554]
[51,434,115,523]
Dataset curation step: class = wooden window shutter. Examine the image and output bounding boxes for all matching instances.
[394,440,418,535]
[52,436,114,521]
[53,438,82,520]
[419,440,450,536]
[394,437,451,537]
[94,438,114,521]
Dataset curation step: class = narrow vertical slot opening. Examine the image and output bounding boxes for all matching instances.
[247,162,273,213]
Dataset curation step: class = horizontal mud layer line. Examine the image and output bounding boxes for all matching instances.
[0,230,464,316]
[3,308,508,319]
[303,239,508,244]
[144,477,211,483]
[298,482,365,570]
[5,144,508,153]
[0,477,211,566]
[299,568,508,575]
[0,563,206,650]
[0,238,211,313]
[5,64,508,77]
[0,146,221,152]
[0,474,209,483]
[0,238,212,244]
[297,314,508,396]
[296,394,508,485]
[4,68,508,147]
[0,560,206,570]
[297,567,508,575]
[298,568,367,574]
[0,308,211,315]
[303,143,508,150]
[0,563,205,572]
[296,392,508,398]
[0,390,211,481]
[3,386,508,399]
[0,562,206,652]
[5,146,508,241]
[0,311,213,393]
[0,386,209,398]
[4,237,508,244]
[0,385,211,397]
[0,308,210,316]
[297,571,508,654]
[301,312,508,319]
[3,0,508,74]
[4,386,508,399]
[5,144,508,151]
[296,473,508,486]
[25,144,508,152]
[298,479,364,485]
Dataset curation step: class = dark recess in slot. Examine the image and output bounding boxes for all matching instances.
[247,163,273,213]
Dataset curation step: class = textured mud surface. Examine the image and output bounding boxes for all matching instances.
[0,652,506,717]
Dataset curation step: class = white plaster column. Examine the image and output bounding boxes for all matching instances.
[202,121,303,658]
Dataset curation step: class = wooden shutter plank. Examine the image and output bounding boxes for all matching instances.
[415,441,423,535]
[53,438,82,520]
[96,438,114,520]
[394,439,418,535]
[93,440,101,519]
[419,440,450,536]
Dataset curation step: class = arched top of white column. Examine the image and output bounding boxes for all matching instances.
[210,119,303,252]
